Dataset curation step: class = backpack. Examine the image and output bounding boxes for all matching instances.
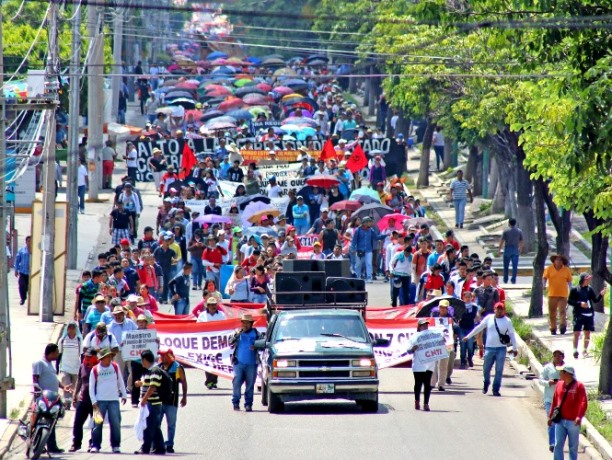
[93,362,119,395]
[155,365,176,405]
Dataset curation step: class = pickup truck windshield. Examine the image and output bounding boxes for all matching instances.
[274,316,369,343]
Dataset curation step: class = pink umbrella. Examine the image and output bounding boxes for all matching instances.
[377,213,410,230]
[185,109,203,119]
[272,86,294,95]
[306,175,340,189]
[217,98,244,112]
[256,82,272,92]
[289,109,313,118]
[176,81,198,90]
[243,93,272,105]
[194,214,232,225]
[211,58,229,66]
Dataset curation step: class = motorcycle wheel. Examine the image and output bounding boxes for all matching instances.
[29,426,49,460]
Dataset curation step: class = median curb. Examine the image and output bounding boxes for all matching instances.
[0,322,65,458]
[512,333,607,460]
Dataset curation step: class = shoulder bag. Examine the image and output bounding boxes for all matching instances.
[551,381,574,423]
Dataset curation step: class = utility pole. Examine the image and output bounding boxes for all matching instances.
[0,6,11,419]
[87,6,103,200]
[111,7,124,122]
[40,0,61,322]
[66,5,81,269]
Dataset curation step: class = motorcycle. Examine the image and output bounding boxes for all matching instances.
[18,389,64,459]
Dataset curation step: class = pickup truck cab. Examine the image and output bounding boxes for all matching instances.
[255,308,387,413]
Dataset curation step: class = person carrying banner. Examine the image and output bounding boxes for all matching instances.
[230,314,264,412]
[197,298,227,389]
[408,319,435,411]
[463,303,518,396]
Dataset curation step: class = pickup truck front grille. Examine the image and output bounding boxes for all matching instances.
[298,360,350,368]
[300,370,351,378]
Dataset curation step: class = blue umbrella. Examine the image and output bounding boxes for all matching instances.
[283,79,309,91]
[226,109,254,120]
[207,51,228,60]
[246,56,262,65]
[211,66,237,75]
[200,109,224,122]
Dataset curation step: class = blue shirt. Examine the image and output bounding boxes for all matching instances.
[292,204,310,228]
[236,329,258,365]
[219,161,231,180]
[351,227,375,253]
[108,319,137,346]
[15,246,31,275]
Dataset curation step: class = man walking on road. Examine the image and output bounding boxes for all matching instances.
[158,348,187,454]
[109,201,134,246]
[498,218,523,284]
[463,303,518,396]
[88,348,127,453]
[543,254,573,335]
[196,298,226,389]
[14,235,31,305]
[568,273,605,359]
[230,314,263,412]
[548,365,587,460]
[540,350,565,452]
[135,350,166,455]
[449,170,472,229]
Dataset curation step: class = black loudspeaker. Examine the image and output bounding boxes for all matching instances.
[325,277,366,303]
[320,259,351,278]
[275,271,326,304]
[282,259,320,272]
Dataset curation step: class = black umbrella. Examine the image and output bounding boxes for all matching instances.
[200,109,224,122]
[165,90,195,100]
[306,54,329,63]
[235,194,271,210]
[416,296,466,323]
[234,86,266,97]
[352,202,393,220]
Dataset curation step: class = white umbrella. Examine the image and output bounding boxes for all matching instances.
[241,201,275,228]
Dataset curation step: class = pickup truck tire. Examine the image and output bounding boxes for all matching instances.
[358,396,379,413]
[267,385,283,413]
[261,381,268,406]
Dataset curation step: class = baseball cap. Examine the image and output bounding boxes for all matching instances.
[120,238,130,246]
[417,319,429,326]
[579,272,592,282]
[556,365,575,376]
[93,294,105,303]
[232,226,242,234]
[158,346,174,356]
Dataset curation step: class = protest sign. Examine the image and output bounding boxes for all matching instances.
[121,329,159,361]
[412,329,449,364]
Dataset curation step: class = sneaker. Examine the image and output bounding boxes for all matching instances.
[212,383,218,389]
[550,329,557,335]
[69,446,80,452]
[573,350,579,359]
[493,391,501,397]
[459,364,467,370]
[423,404,430,411]
[468,358,474,368]
[206,382,214,390]
[559,327,566,335]
[549,446,554,453]
[132,403,138,408]
[414,400,420,410]
[583,351,589,358]
[446,377,452,385]
[483,383,489,394]
[245,405,253,412]
[166,447,175,453]
[90,447,100,453]
[233,405,240,411]
[438,386,445,391]
[113,447,121,453]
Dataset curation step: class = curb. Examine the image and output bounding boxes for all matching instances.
[512,333,606,460]
[0,322,65,458]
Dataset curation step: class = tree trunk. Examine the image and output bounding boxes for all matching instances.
[516,155,535,253]
[349,75,357,93]
[530,178,548,318]
[599,319,612,395]
[363,67,371,107]
[417,120,434,187]
[368,73,378,117]
[464,145,477,183]
[489,156,499,200]
[542,182,572,257]
[394,109,409,140]
[473,148,483,196]
[443,137,453,171]
[584,211,609,313]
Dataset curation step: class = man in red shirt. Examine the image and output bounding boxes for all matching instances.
[444,230,460,252]
[548,365,587,459]
[202,235,227,287]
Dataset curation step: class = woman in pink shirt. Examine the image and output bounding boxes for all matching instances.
[138,285,159,312]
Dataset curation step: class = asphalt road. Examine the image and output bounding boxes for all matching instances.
[7,358,588,460]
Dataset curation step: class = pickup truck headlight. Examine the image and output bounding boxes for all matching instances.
[273,359,296,368]
[352,358,375,367]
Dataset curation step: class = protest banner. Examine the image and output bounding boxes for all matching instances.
[132,137,406,181]
[411,329,449,365]
[121,329,159,361]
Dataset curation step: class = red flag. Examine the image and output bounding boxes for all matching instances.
[319,138,336,161]
[179,142,197,179]
[346,144,368,173]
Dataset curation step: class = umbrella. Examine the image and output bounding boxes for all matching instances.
[234,78,254,88]
[212,66,237,75]
[271,86,294,96]
[242,200,277,227]
[217,98,244,112]
[289,109,313,118]
[247,208,281,224]
[329,200,362,212]
[235,194,271,210]
[163,79,179,87]
[306,54,329,63]
[184,109,203,119]
[245,226,279,238]
[202,120,236,131]
[226,109,254,120]
[262,57,286,67]
[234,86,266,98]
[207,51,228,60]
[210,58,230,66]
[248,106,272,117]
[350,187,382,203]
[416,296,466,323]
[246,56,262,65]
[283,78,309,90]
[353,203,394,221]
[308,59,328,67]
[243,93,272,105]
[405,217,435,227]
[201,83,230,91]
[155,107,173,115]
[165,90,195,100]
[377,213,410,231]
[274,68,298,77]
[194,214,232,225]
[281,117,318,128]
[176,81,199,90]
[306,175,340,188]
[167,98,196,109]
[205,86,233,96]
[199,109,224,121]
[256,82,272,92]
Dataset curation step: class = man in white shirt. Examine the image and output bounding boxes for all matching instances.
[196,298,226,389]
[266,176,283,198]
[125,142,139,182]
[77,159,89,214]
[463,303,518,396]
[89,348,127,453]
